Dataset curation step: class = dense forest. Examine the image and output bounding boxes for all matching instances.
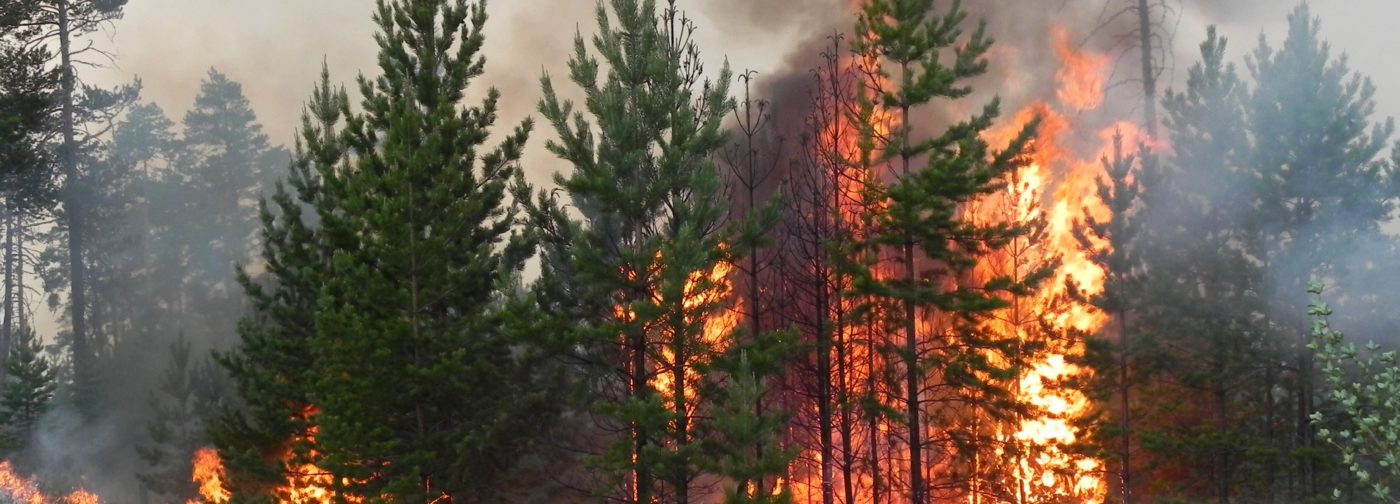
[2,0,1400,502]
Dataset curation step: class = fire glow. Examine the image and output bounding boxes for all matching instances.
[0,462,98,504]
[190,406,368,504]
[779,16,1134,502]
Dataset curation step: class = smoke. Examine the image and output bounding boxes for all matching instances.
[16,0,1398,501]
[28,406,125,497]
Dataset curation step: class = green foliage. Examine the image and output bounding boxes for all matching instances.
[0,326,54,452]
[307,0,538,498]
[1134,26,1272,499]
[0,40,54,212]
[137,334,226,502]
[212,66,344,498]
[176,69,279,283]
[524,0,796,501]
[705,333,798,504]
[1308,283,1400,502]
[220,0,553,501]
[1126,6,1400,500]
[1247,4,1395,302]
[843,0,1035,500]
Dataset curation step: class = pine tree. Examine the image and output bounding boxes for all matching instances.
[15,0,130,415]
[0,326,54,453]
[177,69,277,287]
[523,0,792,501]
[135,334,205,501]
[0,34,54,367]
[213,66,345,498]
[83,100,177,382]
[174,69,284,350]
[706,346,795,504]
[845,1,1035,501]
[1076,134,1144,503]
[1135,26,1275,501]
[1246,5,1396,498]
[101,102,181,369]
[301,0,542,499]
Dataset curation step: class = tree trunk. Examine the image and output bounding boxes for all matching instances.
[898,62,923,504]
[57,0,92,416]
[2,206,15,373]
[632,323,651,504]
[1136,0,1158,138]
[817,262,834,504]
[1119,310,1132,504]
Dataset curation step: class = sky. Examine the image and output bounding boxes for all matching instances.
[55,0,1400,333]
[81,1,1400,176]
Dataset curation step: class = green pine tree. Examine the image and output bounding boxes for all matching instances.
[302,0,542,499]
[136,333,205,502]
[522,0,791,501]
[1075,134,1146,503]
[8,0,130,415]
[213,66,345,500]
[0,31,54,366]
[174,69,285,350]
[1246,5,1396,498]
[706,338,797,504]
[0,326,54,453]
[1134,26,1275,501]
[845,1,1035,501]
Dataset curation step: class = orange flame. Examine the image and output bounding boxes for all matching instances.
[187,407,376,504]
[0,461,100,504]
[190,447,231,504]
[965,24,1136,503]
[1052,26,1108,112]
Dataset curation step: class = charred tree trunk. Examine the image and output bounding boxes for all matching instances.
[816,215,835,504]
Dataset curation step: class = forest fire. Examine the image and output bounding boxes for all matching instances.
[189,407,361,503]
[0,462,98,504]
[189,448,230,504]
[776,16,1132,502]
[965,23,1161,503]
[651,257,739,407]
[613,252,739,409]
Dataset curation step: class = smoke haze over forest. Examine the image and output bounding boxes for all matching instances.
[6,0,1400,501]
[85,1,1400,156]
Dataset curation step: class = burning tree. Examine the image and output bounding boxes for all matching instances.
[521,0,793,502]
[842,1,1038,502]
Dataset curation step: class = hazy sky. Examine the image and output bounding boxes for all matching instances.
[82,1,1400,179]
